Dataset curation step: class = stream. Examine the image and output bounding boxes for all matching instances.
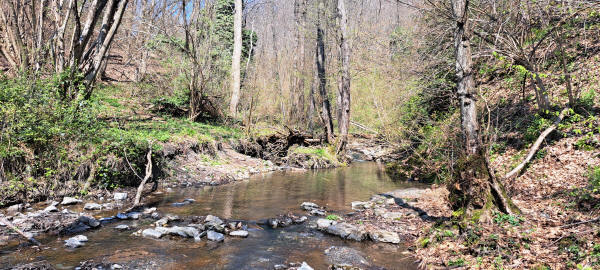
[1,162,425,269]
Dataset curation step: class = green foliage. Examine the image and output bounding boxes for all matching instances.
[588,166,600,193]
[579,89,597,109]
[448,258,466,267]
[326,214,340,221]
[493,212,524,226]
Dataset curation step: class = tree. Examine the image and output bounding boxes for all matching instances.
[448,0,517,218]
[336,0,351,154]
[0,0,129,99]
[229,0,243,117]
[316,0,334,143]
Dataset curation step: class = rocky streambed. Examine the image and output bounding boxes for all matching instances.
[1,162,429,269]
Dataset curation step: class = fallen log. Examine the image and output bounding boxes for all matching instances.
[0,217,41,246]
[504,108,569,179]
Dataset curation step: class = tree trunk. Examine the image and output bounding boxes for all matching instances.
[316,1,334,144]
[450,0,517,219]
[84,0,128,93]
[557,31,575,108]
[336,0,351,155]
[229,0,242,117]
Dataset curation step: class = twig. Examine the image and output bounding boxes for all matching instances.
[560,217,600,228]
[504,108,569,179]
[0,217,41,246]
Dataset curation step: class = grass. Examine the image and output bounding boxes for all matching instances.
[292,146,336,162]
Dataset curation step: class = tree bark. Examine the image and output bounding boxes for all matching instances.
[316,1,334,144]
[450,0,517,217]
[229,0,242,117]
[336,0,351,155]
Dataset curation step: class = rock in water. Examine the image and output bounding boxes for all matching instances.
[316,219,336,230]
[325,246,370,267]
[142,228,164,239]
[113,192,128,201]
[326,223,366,241]
[64,235,88,248]
[229,230,249,238]
[298,262,314,270]
[114,225,130,231]
[204,215,223,225]
[84,203,102,210]
[301,202,319,210]
[43,205,58,213]
[207,230,225,242]
[61,197,82,205]
[368,230,400,244]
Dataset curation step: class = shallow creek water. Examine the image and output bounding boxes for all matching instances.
[1,162,425,269]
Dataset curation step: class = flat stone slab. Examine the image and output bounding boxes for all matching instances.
[61,197,82,205]
[84,203,102,210]
[142,228,163,239]
[368,230,400,244]
[229,230,249,238]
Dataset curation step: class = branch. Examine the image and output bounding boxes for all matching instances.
[504,108,569,179]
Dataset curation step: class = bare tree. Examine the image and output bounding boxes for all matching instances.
[230,0,243,117]
[336,0,351,154]
[448,0,516,217]
[316,0,334,143]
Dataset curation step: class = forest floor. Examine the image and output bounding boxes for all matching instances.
[406,133,600,269]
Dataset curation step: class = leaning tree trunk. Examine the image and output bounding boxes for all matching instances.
[449,0,518,220]
[336,0,351,155]
[316,1,334,144]
[229,0,242,117]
